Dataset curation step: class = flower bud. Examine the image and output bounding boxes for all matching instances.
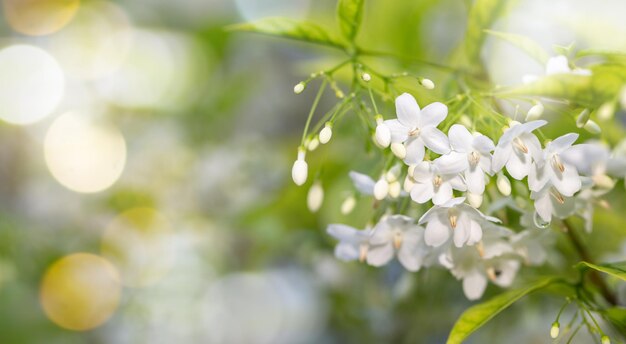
[391,142,406,159]
[341,196,356,215]
[576,109,590,128]
[388,181,401,198]
[374,116,391,148]
[583,120,601,134]
[319,123,333,144]
[361,72,371,82]
[467,192,483,208]
[602,335,611,344]
[497,172,511,196]
[550,322,559,339]
[460,115,472,128]
[408,164,416,178]
[307,137,319,151]
[373,178,389,200]
[593,174,615,190]
[307,182,324,212]
[291,150,308,186]
[597,102,615,121]
[526,103,544,121]
[403,175,415,192]
[293,82,305,94]
[420,78,435,90]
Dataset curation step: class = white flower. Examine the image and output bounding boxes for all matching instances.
[291,149,308,186]
[327,224,372,262]
[418,197,500,248]
[409,160,466,205]
[367,215,429,271]
[436,124,495,194]
[530,185,576,223]
[523,55,592,84]
[349,167,406,200]
[492,120,545,179]
[385,93,450,164]
[528,133,581,197]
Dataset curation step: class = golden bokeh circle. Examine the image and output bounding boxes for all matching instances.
[40,253,121,331]
[3,0,80,36]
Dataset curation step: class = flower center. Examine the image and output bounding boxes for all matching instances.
[513,137,529,153]
[393,231,403,249]
[448,209,458,229]
[408,127,420,136]
[549,187,565,204]
[359,244,369,262]
[550,154,565,173]
[433,175,443,188]
[469,151,480,166]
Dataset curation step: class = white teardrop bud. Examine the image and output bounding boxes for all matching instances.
[459,115,472,128]
[388,181,401,198]
[421,78,435,90]
[341,196,356,215]
[307,182,324,212]
[467,192,483,208]
[319,124,332,144]
[391,142,406,159]
[293,82,305,94]
[583,120,601,134]
[576,109,590,128]
[403,175,415,192]
[361,72,371,82]
[601,335,611,344]
[597,102,615,121]
[291,150,308,186]
[307,137,319,151]
[373,178,389,200]
[525,103,544,121]
[550,322,559,339]
[496,172,511,196]
[375,123,391,148]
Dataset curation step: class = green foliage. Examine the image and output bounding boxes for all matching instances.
[577,261,626,282]
[604,307,626,334]
[446,278,558,344]
[462,0,512,69]
[228,17,345,49]
[485,29,549,64]
[337,0,365,43]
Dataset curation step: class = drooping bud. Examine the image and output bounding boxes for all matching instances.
[467,192,483,208]
[319,123,333,144]
[307,137,319,151]
[388,181,401,198]
[550,322,560,339]
[307,182,324,212]
[597,102,615,121]
[341,196,356,215]
[583,120,601,134]
[420,78,435,90]
[576,109,590,128]
[374,115,391,148]
[293,82,305,94]
[361,72,371,82]
[291,149,308,186]
[526,103,544,121]
[391,142,406,159]
[601,335,611,344]
[497,172,512,196]
[373,178,389,200]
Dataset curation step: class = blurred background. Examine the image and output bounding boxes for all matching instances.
[0,0,625,343]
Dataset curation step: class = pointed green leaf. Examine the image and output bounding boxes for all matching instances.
[447,278,557,344]
[485,30,550,64]
[604,307,626,334]
[463,0,512,68]
[577,261,626,281]
[337,0,365,42]
[228,17,344,49]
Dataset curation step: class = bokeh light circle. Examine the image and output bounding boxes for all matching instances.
[44,112,126,193]
[101,208,176,288]
[40,253,121,331]
[0,44,64,125]
[2,0,80,36]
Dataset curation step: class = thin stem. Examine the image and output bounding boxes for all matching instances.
[368,86,379,114]
[301,80,328,146]
[561,219,617,305]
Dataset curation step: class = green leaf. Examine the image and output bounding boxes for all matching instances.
[228,17,344,49]
[577,261,626,281]
[604,307,626,333]
[485,30,550,64]
[447,278,557,344]
[463,0,512,68]
[337,0,365,42]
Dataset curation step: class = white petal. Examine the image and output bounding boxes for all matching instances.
[546,55,571,75]
[417,102,447,128]
[453,212,472,247]
[405,138,426,164]
[366,243,394,267]
[551,164,581,197]
[463,271,488,300]
[534,191,553,223]
[492,144,512,174]
[334,243,360,261]
[493,260,520,287]
[473,134,495,153]
[398,233,424,272]
[448,124,473,152]
[327,224,358,241]
[410,182,434,204]
[506,150,532,180]
[522,133,543,164]
[467,220,483,246]
[432,182,453,205]
[395,93,420,127]
[466,167,486,194]
[349,171,375,195]
[448,175,467,191]
[528,164,549,192]
[421,127,450,154]
[435,152,468,175]
[369,221,392,245]
[412,161,433,182]
[384,119,409,143]
[548,133,578,154]
[425,218,450,247]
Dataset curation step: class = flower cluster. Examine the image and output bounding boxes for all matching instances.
[323,93,626,300]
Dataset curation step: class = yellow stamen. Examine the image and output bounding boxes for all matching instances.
[433,175,443,187]
[393,232,403,249]
[513,137,528,153]
[359,244,368,262]
[551,155,565,173]
[550,188,565,204]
